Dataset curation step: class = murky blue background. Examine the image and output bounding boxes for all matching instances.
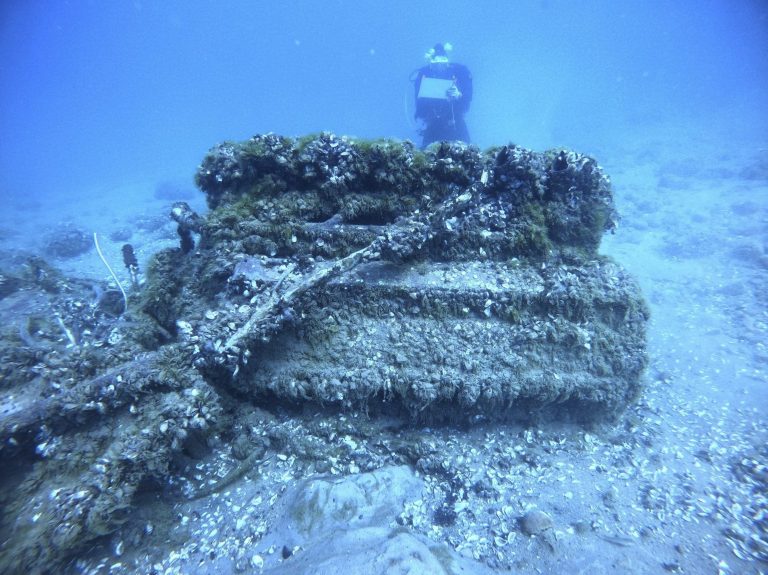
[1,0,766,199]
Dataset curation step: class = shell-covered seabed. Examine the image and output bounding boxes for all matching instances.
[0,132,765,574]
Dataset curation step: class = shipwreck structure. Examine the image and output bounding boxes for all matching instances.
[182,133,648,422]
[0,133,648,573]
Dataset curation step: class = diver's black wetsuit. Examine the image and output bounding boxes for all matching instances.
[413,63,473,148]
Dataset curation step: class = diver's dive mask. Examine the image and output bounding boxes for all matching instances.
[425,42,453,69]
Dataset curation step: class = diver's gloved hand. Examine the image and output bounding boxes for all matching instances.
[446,84,462,100]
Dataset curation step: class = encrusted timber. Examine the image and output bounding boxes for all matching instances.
[0,350,222,573]
[0,353,159,453]
[242,316,644,424]
[195,133,419,209]
[0,349,214,455]
[195,134,617,255]
[236,261,647,423]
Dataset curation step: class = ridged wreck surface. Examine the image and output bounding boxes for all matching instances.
[184,133,648,422]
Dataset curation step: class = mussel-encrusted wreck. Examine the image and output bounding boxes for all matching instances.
[0,134,648,573]
[187,133,648,421]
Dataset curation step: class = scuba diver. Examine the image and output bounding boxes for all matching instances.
[412,42,473,148]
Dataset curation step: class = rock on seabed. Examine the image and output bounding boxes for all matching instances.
[255,466,498,575]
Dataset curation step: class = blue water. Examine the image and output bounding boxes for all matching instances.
[1,3,768,573]
[1,0,766,202]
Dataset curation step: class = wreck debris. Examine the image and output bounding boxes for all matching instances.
[183,133,645,422]
[170,201,202,254]
[0,133,649,572]
[121,244,140,288]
